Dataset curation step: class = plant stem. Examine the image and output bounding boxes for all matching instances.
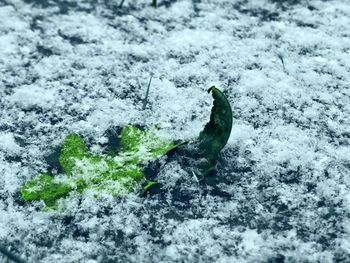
[142,76,153,110]
[119,0,125,8]
[152,0,157,8]
[278,54,286,72]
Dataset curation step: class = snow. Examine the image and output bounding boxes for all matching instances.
[1,0,350,262]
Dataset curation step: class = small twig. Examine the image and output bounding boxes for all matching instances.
[119,0,126,8]
[0,245,27,263]
[142,76,153,110]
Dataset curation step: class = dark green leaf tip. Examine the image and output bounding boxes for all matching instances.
[198,86,233,175]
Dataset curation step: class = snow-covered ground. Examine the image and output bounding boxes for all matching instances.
[1,0,350,262]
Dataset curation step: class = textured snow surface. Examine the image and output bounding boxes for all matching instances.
[1,0,350,262]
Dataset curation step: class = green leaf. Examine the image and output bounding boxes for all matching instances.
[143,180,158,192]
[20,173,72,207]
[119,125,143,152]
[197,86,233,175]
[21,126,176,208]
[59,134,90,175]
[119,125,178,163]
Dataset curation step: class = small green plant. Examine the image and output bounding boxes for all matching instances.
[20,86,232,208]
[21,126,177,208]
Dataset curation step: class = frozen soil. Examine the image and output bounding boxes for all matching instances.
[1,0,350,262]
